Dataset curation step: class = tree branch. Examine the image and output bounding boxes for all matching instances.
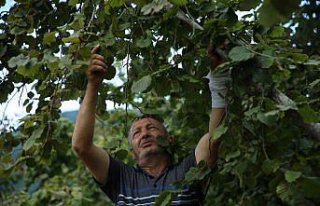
[175,9,204,30]
[273,89,320,141]
[126,1,204,31]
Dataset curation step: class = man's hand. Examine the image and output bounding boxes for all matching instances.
[87,45,112,88]
[207,41,228,71]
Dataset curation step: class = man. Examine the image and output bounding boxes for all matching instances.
[72,44,229,205]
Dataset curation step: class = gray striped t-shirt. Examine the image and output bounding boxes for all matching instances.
[95,151,204,205]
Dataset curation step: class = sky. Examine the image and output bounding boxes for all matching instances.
[0,0,14,11]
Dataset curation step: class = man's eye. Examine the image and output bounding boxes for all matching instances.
[133,131,139,138]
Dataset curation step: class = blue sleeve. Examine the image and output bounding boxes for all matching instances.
[179,150,197,173]
[172,150,197,180]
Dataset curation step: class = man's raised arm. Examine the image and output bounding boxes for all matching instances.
[72,45,110,184]
[195,42,230,168]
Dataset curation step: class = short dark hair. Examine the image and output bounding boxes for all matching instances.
[133,113,164,123]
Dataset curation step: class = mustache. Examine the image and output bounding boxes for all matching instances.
[139,135,165,147]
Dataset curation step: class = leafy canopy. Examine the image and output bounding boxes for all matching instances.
[0,0,319,205]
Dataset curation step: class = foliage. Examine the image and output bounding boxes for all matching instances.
[1,0,319,205]
[289,0,320,55]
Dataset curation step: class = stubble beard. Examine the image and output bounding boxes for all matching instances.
[138,145,166,161]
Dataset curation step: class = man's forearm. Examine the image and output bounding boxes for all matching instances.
[72,83,99,153]
[209,108,225,135]
[205,108,224,167]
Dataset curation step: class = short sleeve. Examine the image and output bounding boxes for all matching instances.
[93,156,122,202]
[171,150,204,199]
[176,150,197,174]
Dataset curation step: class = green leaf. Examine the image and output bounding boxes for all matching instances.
[157,136,170,147]
[0,0,5,7]
[23,136,36,151]
[177,74,199,83]
[136,36,152,48]
[225,150,240,161]
[141,3,154,15]
[258,0,284,27]
[10,26,26,35]
[257,112,277,126]
[276,181,291,202]
[212,125,228,140]
[276,98,297,111]
[43,32,56,44]
[43,52,57,63]
[290,53,309,62]
[301,177,320,199]
[62,33,80,43]
[16,58,41,78]
[27,91,34,99]
[259,0,299,27]
[103,30,116,46]
[26,103,33,113]
[131,75,152,93]
[262,159,280,175]
[298,105,319,123]
[0,45,7,58]
[304,59,320,66]
[184,162,212,182]
[0,33,6,40]
[43,52,59,72]
[23,127,44,151]
[243,121,256,135]
[8,54,29,68]
[141,1,169,15]
[284,170,302,183]
[257,56,274,69]
[32,127,45,139]
[228,46,254,62]
[168,0,187,6]
[109,0,126,8]
[105,66,116,80]
[154,191,172,206]
[257,50,274,68]
[238,0,260,10]
[269,26,286,38]
[309,79,320,89]
[270,0,300,16]
[68,0,78,6]
[115,149,128,161]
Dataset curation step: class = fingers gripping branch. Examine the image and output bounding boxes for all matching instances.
[86,45,113,88]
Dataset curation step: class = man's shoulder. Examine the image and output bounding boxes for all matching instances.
[109,155,138,172]
[168,150,196,175]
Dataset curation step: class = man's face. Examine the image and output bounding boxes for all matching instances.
[129,118,168,161]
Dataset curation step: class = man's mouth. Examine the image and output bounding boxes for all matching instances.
[140,140,154,148]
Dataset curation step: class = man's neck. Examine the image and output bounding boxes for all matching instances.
[138,153,170,177]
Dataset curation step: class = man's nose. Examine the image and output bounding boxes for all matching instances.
[140,129,151,139]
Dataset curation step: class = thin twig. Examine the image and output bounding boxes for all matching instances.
[86,3,97,31]
[184,6,196,37]
[124,40,131,138]
[130,102,144,114]
[238,37,280,59]
[1,85,23,124]
[261,133,269,160]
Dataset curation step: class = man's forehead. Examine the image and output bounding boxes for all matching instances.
[131,117,162,130]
